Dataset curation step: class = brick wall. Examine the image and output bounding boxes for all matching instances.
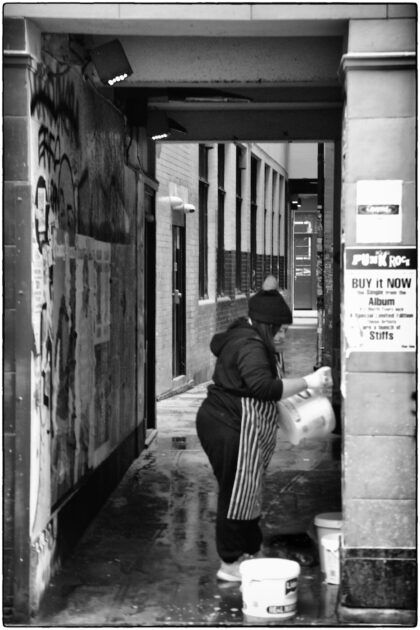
[278,255,286,289]
[155,141,290,397]
[215,296,249,333]
[155,143,218,396]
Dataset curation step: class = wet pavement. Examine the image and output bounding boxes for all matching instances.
[33,315,344,627]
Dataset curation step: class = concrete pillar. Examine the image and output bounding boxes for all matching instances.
[339,17,416,625]
[3,17,40,621]
[223,144,237,297]
[206,142,218,302]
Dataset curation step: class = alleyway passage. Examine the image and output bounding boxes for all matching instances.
[33,314,343,627]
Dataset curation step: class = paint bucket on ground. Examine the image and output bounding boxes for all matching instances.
[276,388,335,445]
[240,558,300,620]
[314,512,342,576]
[321,532,342,584]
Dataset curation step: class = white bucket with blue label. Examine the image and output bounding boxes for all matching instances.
[240,558,300,620]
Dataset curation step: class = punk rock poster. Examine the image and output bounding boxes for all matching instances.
[344,246,416,352]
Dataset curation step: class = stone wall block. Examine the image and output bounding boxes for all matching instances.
[345,435,416,499]
[3,17,26,50]
[4,183,18,245]
[348,18,416,52]
[388,4,418,18]
[4,117,29,181]
[344,499,416,547]
[401,181,416,244]
[340,181,356,242]
[345,372,416,435]
[4,246,16,309]
[4,66,29,117]
[346,352,415,374]
[4,310,16,373]
[341,553,417,610]
[347,71,416,119]
[3,435,16,505]
[3,372,16,434]
[346,117,415,182]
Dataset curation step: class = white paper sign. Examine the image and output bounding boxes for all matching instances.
[344,247,416,352]
[356,180,402,243]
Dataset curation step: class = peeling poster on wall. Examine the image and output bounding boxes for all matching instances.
[344,246,416,353]
[75,235,96,476]
[356,180,402,243]
[94,240,111,344]
[75,236,111,466]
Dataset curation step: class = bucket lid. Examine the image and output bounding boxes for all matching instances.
[314,512,342,529]
[240,558,300,579]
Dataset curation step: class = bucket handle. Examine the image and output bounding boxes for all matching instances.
[296,390,312,400]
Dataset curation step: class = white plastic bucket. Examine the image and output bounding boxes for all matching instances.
[314,512,342,575]
[240,558,300,620]
[276,389,335,445]
[321,532,342,584]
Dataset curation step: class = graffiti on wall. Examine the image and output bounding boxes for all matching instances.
[30,58,126,524]
[30,517,58,612]
[30,63,79,146]
[27,51,138,613]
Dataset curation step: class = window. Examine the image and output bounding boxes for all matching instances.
[271,172,276,274]
[294,218,314,260]
[250,157,258,291]
[217,144,225,296]
[271,214,274,272]
[295,235,312,260]
[235,147,243,291]
[199,144,209,299]
[264,165,270,275]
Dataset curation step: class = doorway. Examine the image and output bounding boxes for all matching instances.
[172,224,186,377]
[144,186,156,431]
[293,212,317,310]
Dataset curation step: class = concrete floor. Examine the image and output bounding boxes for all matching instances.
[33,317,345,627]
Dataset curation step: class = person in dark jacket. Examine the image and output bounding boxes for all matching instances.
[196,276,332,581]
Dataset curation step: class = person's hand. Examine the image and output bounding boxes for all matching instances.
[303,367,332,392]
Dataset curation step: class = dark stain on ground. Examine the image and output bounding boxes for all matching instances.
[265,532,319,567]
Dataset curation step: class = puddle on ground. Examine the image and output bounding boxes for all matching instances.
[171,436,187,449]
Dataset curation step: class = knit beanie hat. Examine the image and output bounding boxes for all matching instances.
[248,275,293,326]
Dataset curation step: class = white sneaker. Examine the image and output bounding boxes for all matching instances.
[216,553,253,582]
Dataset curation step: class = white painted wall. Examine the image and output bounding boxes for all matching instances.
[288,143,318,178]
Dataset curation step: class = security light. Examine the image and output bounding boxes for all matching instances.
[147,111,187,141]
[89,39,133,86]
[169,196,196,214]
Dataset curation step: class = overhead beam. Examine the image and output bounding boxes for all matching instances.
[152,108,343,142]
[117,36,344,87]
[5,3,409,37]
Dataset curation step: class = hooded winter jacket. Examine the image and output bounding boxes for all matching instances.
[203,317,283,431]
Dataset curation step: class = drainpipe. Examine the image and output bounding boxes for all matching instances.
[314,143,325,369]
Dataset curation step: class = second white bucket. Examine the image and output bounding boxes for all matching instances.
[314,512,342,575]
[321,532,342,584]
[240,558,300,620]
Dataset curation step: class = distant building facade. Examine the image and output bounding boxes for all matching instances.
[155,142,291,398]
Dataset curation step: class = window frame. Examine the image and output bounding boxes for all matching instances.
[217,144,226,296]
[198,144,209,299]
